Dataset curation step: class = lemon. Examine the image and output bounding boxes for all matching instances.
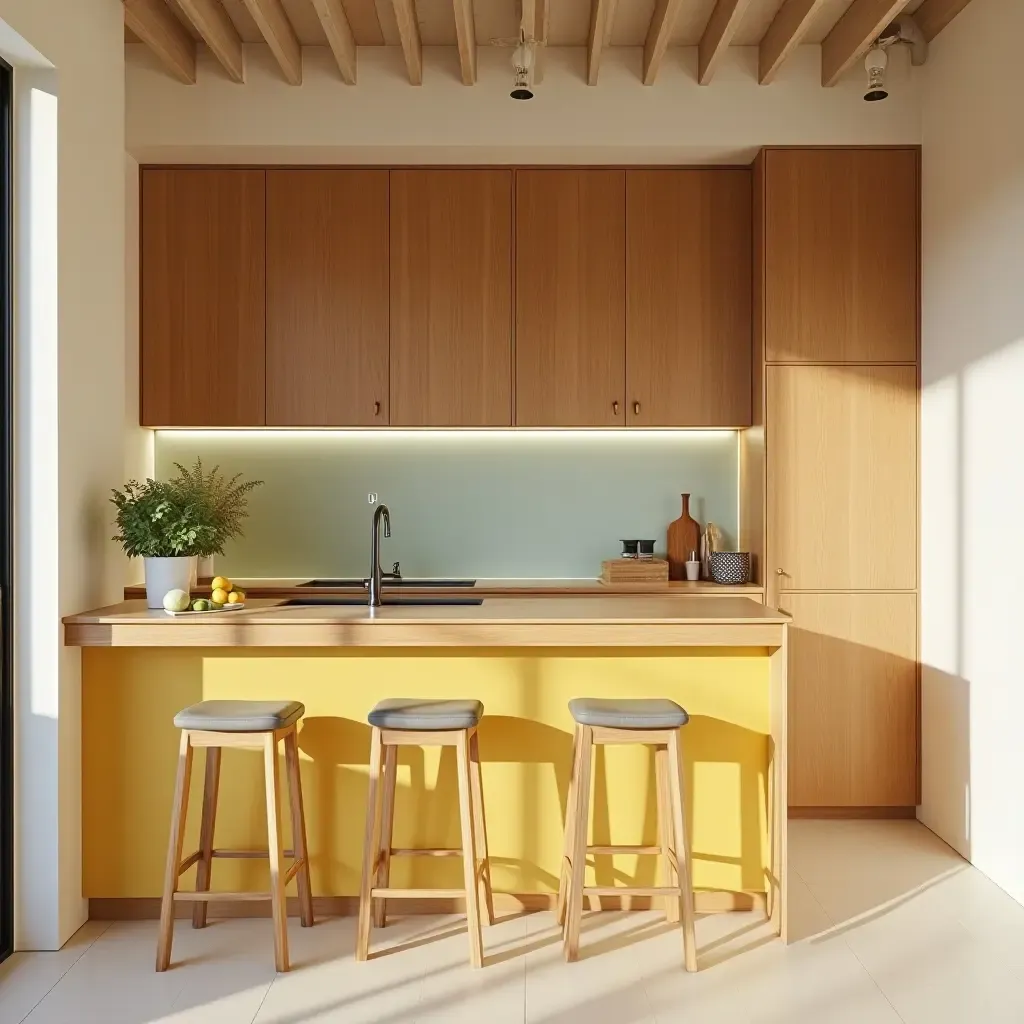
[227,590,244,604]
[163,589,191,612]
[211,587,229,606]
[211,576,233,593]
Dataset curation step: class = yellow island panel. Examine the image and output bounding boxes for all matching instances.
[82,647,771,902]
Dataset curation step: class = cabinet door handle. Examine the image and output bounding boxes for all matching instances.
[776,568,786,576]
[633,401,641,416]
[374,400,381,416]
[613,400,619,415]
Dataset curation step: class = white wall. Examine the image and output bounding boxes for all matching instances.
[0,0,126,949]
[127,43,921,163]
[920,0,1024,906]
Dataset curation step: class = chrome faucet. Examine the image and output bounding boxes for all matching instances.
[368,504,391,607]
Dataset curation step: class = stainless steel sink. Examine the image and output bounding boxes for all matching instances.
[281,596,484,607]
[299,578,476,588]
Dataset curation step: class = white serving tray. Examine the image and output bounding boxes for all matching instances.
[164,603,246,617]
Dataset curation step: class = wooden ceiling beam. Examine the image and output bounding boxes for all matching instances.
[176,0,245,83]
[643,0,685,85]
[914,0,976,40]
[392,0,423,85]
[587,0,617,86]
[758,0,827,84]
[240,0,302,85]
[311,0,357,83]
[821,0,912,87]
[698,0,754,84]
[520,0,549,82]
[122,0,196,84]
[453,0,477,85]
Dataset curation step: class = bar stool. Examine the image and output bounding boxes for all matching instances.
[356,698,495,968]
[156,700,314,973]
[556,698,698,972]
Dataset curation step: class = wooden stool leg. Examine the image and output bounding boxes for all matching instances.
[563,726,593,963]
[667,729,698,973]
[468,729,495,927]
[654,745,680,925]
[263,731,290,972]
[156,731,194,972]
[284,728,314,928]
[556,725,581,931]
[356,727,386,962]
[192,745,221,929]
[456,730,484,968]
[372,744,397,929]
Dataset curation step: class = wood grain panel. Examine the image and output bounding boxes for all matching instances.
[141,169,266,426]
[766,364,917,592]
[390,170,512,426]
[515,170,625,427]
[779,592,918,807]
[764,148,918,363]
[626,170,752,427]
[266,170,389,426]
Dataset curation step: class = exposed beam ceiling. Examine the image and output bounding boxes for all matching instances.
[821,0,912,87]
[123,0,196,84]
[453,0,477,85]
[587,0,617,86]
[914,0,976,40]
[310,0,357,83]
[642,0,686,86]
[176,0,244,83]
[520,0,549,82]
[392,0,423,85]
[240,0,302,85]
[758,0,827,84]
[698,0,754,85]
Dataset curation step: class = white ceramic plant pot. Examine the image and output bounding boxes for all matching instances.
[144,556,193,609]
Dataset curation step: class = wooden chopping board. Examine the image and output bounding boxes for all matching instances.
[667,494,700,581]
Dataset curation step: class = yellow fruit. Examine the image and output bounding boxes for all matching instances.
[211,587,229,606]
[211,576,233,593]
[227,590,244,604]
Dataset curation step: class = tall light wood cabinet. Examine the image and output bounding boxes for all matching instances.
[515,170,626,427]
[389,170,513,427]
[626,170,752,427]
[752,147,920,813]
[141,169,266,427]
[266,170,390,426]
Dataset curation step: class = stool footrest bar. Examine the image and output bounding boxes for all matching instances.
[173,890,272,902]
[390,848,462,858]
[587,845,663,856]
[583,886,681,897]
[370,887,466,900]
[211,848,296,860]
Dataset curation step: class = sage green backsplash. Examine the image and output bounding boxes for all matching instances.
[154,432,739,579]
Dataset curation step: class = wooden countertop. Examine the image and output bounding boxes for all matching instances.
[123,578,765,600]
[65,596,787,649]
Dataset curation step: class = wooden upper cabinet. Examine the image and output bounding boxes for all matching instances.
[141,169,266,427]
[782,592,918,808]
[515,171,625,427]
[767,364,917,593]
[626,170,752,428]
[763,148,919,363]
[266,171,389,426]
[389,170,513,427]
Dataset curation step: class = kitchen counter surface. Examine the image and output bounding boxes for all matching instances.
[65,595,786,648]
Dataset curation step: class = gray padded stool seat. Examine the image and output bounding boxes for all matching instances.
[367,698,484,731]
[568,697,688,730]
[173,699,305,732]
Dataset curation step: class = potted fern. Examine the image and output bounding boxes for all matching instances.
[167,460,263,584]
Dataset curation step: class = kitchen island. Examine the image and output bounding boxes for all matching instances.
[65,596,788,941]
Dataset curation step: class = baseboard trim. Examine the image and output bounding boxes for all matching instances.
[789,806,916,820]
[89,890,764,921]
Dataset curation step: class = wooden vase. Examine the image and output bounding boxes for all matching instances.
[667,494,701,582]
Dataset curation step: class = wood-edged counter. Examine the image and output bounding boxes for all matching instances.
[65,595,786,649]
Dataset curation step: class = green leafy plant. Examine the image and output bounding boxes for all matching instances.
[110,478,216,559]
[167,459,263,558]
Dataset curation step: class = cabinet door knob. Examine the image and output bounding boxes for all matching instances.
[613,400,619,415]
[374,400,381,416]
[776,568,786,575]
[633,401,641,416]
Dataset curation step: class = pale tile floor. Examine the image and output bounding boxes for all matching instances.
[3,820,1024,1023]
